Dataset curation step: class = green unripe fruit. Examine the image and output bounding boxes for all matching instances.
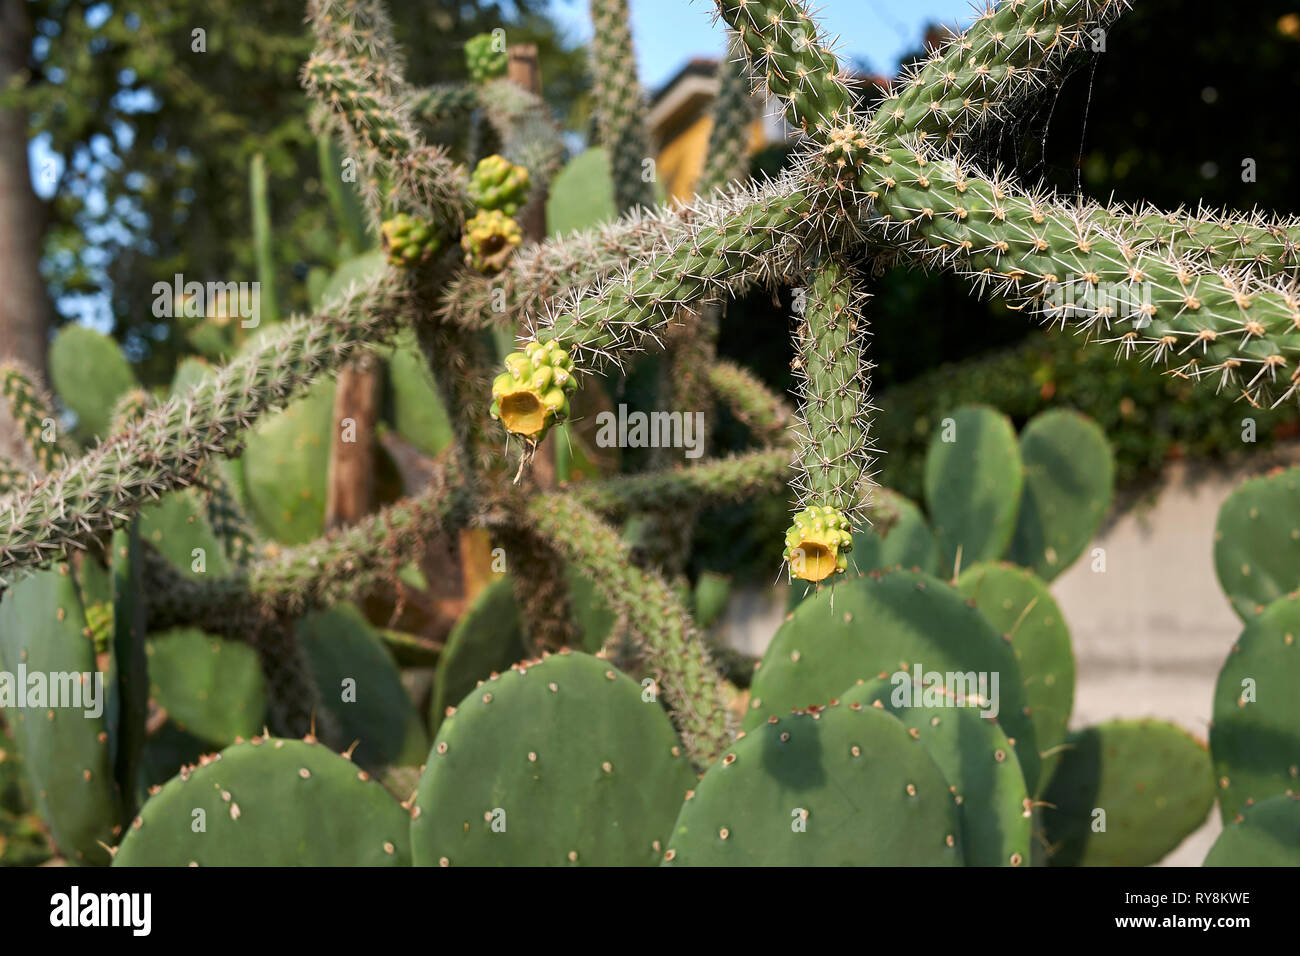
[783,505,852,582]
[468,155,531,216]
[465,33,508,84]
[490,338,577,440]
[381,213,444,269]
[462,209,522,274]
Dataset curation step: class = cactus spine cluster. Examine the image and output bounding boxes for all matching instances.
[3,0,1297,869]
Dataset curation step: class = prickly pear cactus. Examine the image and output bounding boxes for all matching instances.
[1210,594,1300,822]
[1213,466,1300,620]
[411,651,695,866]
[1203,793,1300,866]
[113,737,412,866]
[490,339,576,440]
[429,577,526,735]
[1006,409,1114,581]
[850,489,939,576]
[468,155,530,216]
[1041,719,1215,867]
[47,324,138,440]
[924,406,1023,575]
[842,677,1031,867]
[297,604,426,769]
[956,562,1075,789]
[240,378,334,544]
[665,701,961,866]
[747,567,1040,793]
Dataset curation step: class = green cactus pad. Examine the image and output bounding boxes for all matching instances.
[429,578,527,736]
[0,565,119,864]
[783,504,853,582]
[1006,409,1114,581]
[170,357,214,395]
[956,562,1075,789]
[241,378,334,544]
[566,566,616,650]
[412,650,695,866]
[747,567,1040,793]
[145,629,266,746]
[546,148,618,235]
[923,405,1023,575]
[841,677,1031,867]
[1210,594,1300,822]
[664,701,961,866]
[1213,466,1300,620]
[298,603,425,769]
[1041,719,1214,867]
[113,737,411,866]
[386,331,453,457]
[464,32,508,83]
[48,324,138,439]
[1203,794,1300,866]
[468,155,531,216]
[851,489,940,575]
[138,488,231,580]
[381,213,445,269]
[491,338,577,440]
[462,209,522,273]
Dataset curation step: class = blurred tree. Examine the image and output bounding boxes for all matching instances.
[1,0,587,388]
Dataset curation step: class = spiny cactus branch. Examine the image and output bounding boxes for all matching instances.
[144,459,466,633]
[697,31,758,196]
[565,447,794,519]
[871,0,1130,150]
[863,143,1300,407]
[0,273,409,580]
[589,0,657,213]
[789,258,876,526]
[706,360,794,445]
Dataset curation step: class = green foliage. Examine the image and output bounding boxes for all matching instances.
[412,651,695,866]
[113,737,412,866]
[0,566,118,864]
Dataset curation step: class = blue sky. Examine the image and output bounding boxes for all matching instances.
[546,0,980,91]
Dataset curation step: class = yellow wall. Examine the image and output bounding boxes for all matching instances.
[657,116,766,200]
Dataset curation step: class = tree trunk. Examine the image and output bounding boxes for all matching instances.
[0,0,54,462]
[324,354,379,529]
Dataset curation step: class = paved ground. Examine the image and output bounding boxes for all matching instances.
[718,450,1300,866]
